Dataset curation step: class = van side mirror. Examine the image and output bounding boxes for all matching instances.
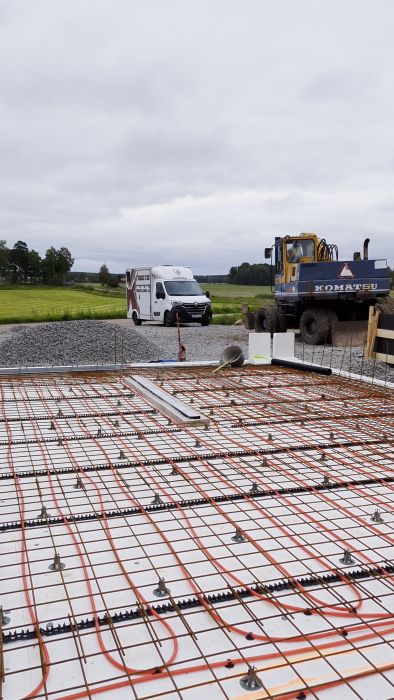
[156,291,165,300]
[205,290,210,299]
[264,248,272,259]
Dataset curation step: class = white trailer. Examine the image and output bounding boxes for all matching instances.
[126,265,212,326]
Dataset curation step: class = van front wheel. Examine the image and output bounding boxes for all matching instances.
[164,311,173,327]
[132,312,142,326]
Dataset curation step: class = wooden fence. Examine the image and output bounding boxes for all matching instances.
[365,306,394,364]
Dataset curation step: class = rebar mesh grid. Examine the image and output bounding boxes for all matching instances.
[0,365,393,700]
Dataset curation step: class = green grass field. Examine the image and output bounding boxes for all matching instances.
[200,283,271,298]
[0,287,126,323]
[201,283,274,322]
[0,284,272,324]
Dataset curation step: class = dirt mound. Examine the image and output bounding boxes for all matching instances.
[376,296,394,314]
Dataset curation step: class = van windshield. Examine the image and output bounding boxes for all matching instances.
[164,280,203,296]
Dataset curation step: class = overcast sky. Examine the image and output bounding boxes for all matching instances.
[1,1,393,273]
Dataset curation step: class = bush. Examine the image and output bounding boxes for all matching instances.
[72,284,96,292]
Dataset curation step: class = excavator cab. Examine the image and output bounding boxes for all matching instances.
[270,233,339,287]
[285,237,315,263]
[282,235,316,284]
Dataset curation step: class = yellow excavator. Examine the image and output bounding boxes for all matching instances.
[243,233,390,344]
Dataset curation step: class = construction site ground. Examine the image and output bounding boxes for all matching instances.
[0,362,393,700]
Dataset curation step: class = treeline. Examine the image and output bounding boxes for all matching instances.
[70,271,99,283]
[196,266,272,285]
[195,274,228,283]
[228,262,271,285]
[0,240,74,285]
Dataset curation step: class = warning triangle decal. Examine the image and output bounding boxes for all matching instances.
[339,263,354,278]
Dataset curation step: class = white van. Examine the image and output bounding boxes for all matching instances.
[126,265,212,326]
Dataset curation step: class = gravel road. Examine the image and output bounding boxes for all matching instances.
[0,319,392,382]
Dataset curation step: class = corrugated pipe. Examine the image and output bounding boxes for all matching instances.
[271,358,332,375]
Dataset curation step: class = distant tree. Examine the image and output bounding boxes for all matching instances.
[98,263,111,286]
[0,240,10,282]
[56,247,74,284]
[234,262,251,284]
[28,249,42,282]
[42,247,58,284]
[228,266,238,283]
[9,240,30,281]
[43,246,74,285]
[249,263,271,285]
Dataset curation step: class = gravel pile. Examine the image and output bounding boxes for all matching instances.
[0,320,160,367]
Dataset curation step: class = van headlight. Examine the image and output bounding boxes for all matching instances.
[171,301,183,307]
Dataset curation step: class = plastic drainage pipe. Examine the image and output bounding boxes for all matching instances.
[271,358,332,375]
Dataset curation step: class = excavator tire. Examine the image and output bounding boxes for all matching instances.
[277,310,287,332]
[300,308,330,345]
[255,306,279,334]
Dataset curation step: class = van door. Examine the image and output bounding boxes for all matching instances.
[137,270,151,319]
[153,281,167,321]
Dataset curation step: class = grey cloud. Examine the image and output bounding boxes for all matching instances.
[0,0,393,273]
[302,69,375,103]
